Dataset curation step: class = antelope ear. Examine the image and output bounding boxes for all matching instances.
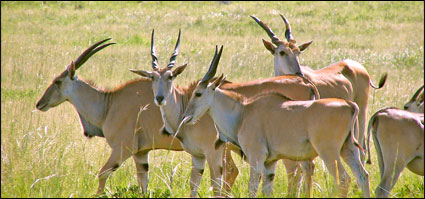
[129,69,153,78]
[211,74,226,90]
[216,75,227,89]
[67,61,76,80]
[298,40,313,52]
[262,39,275,54]
[172,63,188,77]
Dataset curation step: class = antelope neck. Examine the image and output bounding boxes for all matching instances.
[160,86,186,135]
[208,88,243,146]
[68,78,111,131]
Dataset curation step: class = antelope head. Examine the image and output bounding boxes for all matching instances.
[130,29,187,106]
[404,85,424,113]
[36,38,115,111]
[181,45,226,125]
[251,14,313,76]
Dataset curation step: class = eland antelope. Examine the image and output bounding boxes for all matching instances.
[179,45,370,197]
[130,29,239,197]
[130,30,322,197]
[366,107,424,198]
[404,85,424,113]
[251,15,388,161]
[35,38,186,195]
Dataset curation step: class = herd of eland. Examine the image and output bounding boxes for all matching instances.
[36,14,423,198]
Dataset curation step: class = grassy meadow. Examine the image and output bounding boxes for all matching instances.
[1,1,424,198]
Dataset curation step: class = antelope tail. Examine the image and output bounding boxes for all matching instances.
[370,72,388,89]
[301,75,320,100]
[348,101,364,152]
[366,107,394,165]
[366,111,379,164]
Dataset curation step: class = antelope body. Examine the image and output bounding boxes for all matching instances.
[130,30,320,196]
[180,46,370,197]
[366,86,424,198]
[35,39,185,195]
[216,55,321,198]
[366,107,424,198]
[251,15,388,160]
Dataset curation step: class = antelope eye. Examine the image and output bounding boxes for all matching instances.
[279,51,285,56]
[54,81,62,85]
[168,75,173,80]
[195,92,202,97]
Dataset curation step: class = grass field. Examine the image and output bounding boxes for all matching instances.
[1,1,424,198]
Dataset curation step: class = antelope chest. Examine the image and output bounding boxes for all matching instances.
[78,112,104,138]
[178,123,218,157]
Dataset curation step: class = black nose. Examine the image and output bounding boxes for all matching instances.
[156,96,164,103]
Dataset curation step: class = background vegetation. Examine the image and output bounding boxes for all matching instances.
[1,1,423,198]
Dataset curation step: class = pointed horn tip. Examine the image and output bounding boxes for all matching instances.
[98,38,112,43]
[69,60,75,68]
[250,15,262,23]
[280,14,288,21]
[96,38,112,44]
[213,45,218,55]
[218,45,224,55]
[280,14,292,31]
[129,69,143,74]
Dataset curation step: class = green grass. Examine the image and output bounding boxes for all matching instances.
[1,1,424,198]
